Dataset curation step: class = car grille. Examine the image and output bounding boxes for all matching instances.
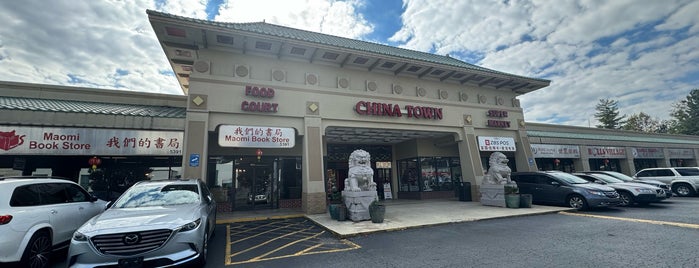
[90,229,172,256]
[604,191,619,198]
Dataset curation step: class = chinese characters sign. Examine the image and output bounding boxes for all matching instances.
[0,126,183,155]
[477,136,516,151]
[531,144,580,158]
[218,125,295,148]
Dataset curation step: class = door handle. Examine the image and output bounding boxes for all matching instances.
[79,207,85,211]
[51,210,58,214]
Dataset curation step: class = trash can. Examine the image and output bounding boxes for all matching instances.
[458,182,472,201]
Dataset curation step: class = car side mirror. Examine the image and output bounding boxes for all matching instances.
[90,195,99,202]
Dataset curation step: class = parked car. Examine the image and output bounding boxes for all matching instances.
[66,179,217,268]
[634,167,699,197]
[510,171,621,210]
[0,177,107,268]
[582,171,672,198]
[573,173,665,206]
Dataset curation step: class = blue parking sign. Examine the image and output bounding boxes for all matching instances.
[189,154,200,167]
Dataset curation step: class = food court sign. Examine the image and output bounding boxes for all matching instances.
[218,125,295,148]
[477,136,516,151]
[0,126,183,155]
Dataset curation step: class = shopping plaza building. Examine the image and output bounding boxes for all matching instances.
[2,10,699,214]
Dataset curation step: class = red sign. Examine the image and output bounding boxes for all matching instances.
[354,101,443,120]
[241,85,279,113]
[0,130,25,151]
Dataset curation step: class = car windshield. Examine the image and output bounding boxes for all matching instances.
[589,174,624,183]
[113,183,200,208]
[553,172,590,184]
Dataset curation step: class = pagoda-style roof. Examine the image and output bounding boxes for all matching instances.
[147,10,550,95]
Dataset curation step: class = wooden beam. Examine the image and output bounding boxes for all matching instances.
[368,59,381,71]
[418,67,433,78]
[479,77,496,87]
[440,71,456,82]
[460,74,477,84]
[394,63,408,76]
[340,53,352,68]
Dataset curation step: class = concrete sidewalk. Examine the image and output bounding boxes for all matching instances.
[217,199,573,238]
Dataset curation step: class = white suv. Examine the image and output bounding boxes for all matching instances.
[634,167,699,197]
[0,177,107,268]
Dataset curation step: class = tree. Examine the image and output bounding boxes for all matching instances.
[594,99,626,129]
[669,89,699,135]
[622,112,668,133]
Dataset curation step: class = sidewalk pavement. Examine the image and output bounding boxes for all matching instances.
[217,199,574,238]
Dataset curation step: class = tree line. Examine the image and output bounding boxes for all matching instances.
[594,88,699,135]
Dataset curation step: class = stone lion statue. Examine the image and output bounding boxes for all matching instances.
[345,149,376,192]
[482,152,512,185]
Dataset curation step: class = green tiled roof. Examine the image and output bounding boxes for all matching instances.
[147,10,550,84]
[0,96,186,118]
[527,130,699,145]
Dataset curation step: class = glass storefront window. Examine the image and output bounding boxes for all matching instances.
[398,159,419,192]
[398,157,458,192]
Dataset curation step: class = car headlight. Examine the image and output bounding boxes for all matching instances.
[72,231,87,242]
[586,190,606,196]
[178,218,202,232]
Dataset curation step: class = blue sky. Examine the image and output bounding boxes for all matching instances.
[1,0,698,127]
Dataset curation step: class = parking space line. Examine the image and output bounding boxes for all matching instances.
[231,225,316,258]
[560,211,699,229]
[224,218,361,266]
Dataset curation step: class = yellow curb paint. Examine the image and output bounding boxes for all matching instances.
[560,211,699,229]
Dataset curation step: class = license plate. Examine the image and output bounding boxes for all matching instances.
[118,256,144,268]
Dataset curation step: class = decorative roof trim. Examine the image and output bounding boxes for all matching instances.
[146,10,550,85]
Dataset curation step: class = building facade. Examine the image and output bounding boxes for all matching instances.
[3,11,697,216]
[147,10,552,214]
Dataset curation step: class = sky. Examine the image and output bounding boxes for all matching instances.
[1,0,698,127]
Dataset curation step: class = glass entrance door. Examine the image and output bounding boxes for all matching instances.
[233,157,278,210]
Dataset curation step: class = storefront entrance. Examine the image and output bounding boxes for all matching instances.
[233,158,276,210]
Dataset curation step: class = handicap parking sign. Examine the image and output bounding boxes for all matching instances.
[190,154,200,167]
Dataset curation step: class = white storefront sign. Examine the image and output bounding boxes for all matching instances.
[586,146,626,159]
[531,144,580,158]
[667,148,695,159]
[477,136,516,151]
[0,126,183,155]
[631,147,664,159]
[218,125,295,148]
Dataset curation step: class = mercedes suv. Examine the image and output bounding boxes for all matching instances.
[0,177,107,268]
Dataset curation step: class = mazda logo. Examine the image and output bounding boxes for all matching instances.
[123,233,141,245]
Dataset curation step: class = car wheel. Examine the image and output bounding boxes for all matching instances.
[20,230,52,268]
[618,191,633,206]
[567,194,588,210]
[197,228,209,266]
[672,183,695,197]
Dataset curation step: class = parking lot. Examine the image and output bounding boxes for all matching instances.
[225,217,360,265]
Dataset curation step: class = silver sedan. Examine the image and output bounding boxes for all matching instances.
[66,179,216,268]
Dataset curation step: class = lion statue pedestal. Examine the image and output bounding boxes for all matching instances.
[342,149,378,222]
[479,152,517,207]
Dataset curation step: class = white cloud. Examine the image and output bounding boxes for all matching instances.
[391,0,699,126]
[215,0,373,39]
[0,0,196,95]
